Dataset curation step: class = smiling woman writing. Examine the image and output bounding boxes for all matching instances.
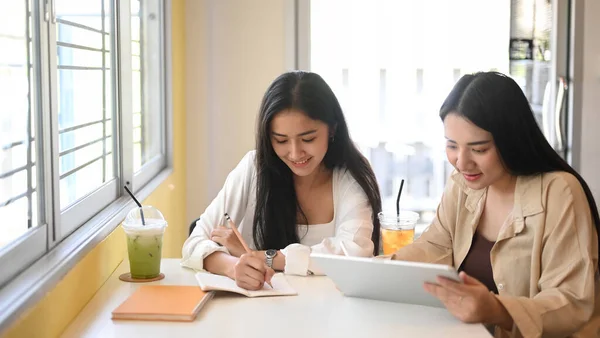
[392,72,600,337]
[181,71,381,291]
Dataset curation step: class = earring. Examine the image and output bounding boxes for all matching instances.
[330,135,335,143]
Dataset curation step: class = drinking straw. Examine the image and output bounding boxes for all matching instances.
[396,179,405,218]
[124,185,146,225]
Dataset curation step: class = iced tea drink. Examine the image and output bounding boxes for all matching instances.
[122,206,167,279]
[378,211,420,255]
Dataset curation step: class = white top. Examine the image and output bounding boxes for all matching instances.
[61,259,491,338]
[181,150,375,275]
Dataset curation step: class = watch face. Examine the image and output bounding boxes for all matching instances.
[266,249,277,257]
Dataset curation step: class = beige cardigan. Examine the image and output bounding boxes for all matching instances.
[393,171,600,338]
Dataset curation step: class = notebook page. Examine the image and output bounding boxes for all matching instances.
[195,272,297,297]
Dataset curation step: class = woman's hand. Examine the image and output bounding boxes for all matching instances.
[424,271,513,329]
[211,226,246,257]
[233,253,275,290]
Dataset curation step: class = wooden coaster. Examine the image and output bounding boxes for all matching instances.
[119,272,165,283]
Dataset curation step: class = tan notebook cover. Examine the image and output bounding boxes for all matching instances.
[111,285,214,322]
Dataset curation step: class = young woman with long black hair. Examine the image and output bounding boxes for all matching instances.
[393,71,600,337]
[182,71,381,291]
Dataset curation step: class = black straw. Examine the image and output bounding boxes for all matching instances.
[396,179,405,218]
[124,185,146,225]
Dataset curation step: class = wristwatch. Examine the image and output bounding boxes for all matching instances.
[265,249,277,268]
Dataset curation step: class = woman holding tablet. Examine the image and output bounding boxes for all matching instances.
[392,72,600,337]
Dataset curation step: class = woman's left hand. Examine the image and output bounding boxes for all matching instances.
[423,271,506,325]
[210,226,247,258]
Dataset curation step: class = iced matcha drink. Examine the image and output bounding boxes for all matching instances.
[122,206,167,279]
[126,226,163,278]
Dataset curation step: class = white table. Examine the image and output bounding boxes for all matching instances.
[61,259,491,338]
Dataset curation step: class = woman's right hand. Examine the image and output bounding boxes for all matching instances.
[233,253,275,290]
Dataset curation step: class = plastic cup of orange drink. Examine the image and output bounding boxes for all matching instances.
[378,211,420,255]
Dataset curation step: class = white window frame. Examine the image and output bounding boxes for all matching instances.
[130,0,168,192]
[49,0,121,238]
[0,0,173,333]
[0,0,51,293]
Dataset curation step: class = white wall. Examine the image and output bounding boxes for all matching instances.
[185,0,295,224]
[578,0,600,204]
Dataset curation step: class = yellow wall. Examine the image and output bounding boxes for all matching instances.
[1,1,186,337]
[184,0,292,224]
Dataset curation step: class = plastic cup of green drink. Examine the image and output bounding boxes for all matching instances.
[122,206,167,279]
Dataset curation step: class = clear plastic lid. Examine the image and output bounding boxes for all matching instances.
[122,206,167,234]
[378,210,420,229]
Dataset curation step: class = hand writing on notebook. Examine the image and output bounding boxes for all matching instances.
[210,226,247,258]
[423,271,512,329]
[218,213,275,291]
[233,253,275,290]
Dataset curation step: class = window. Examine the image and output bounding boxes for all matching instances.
[1,0,37,249]
[54,0,118,236]
[131,0,166,188]
[0,0,47,286]
[306,0,565,225]
[0,0,170,291]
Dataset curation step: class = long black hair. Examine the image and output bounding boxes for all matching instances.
[253,71,382,255]
[440,71,600,266]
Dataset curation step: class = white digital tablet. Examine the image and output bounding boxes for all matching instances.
[311,253,460,308]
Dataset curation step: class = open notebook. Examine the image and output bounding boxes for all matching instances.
[111,285,214,322]
[195,272,297,297]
